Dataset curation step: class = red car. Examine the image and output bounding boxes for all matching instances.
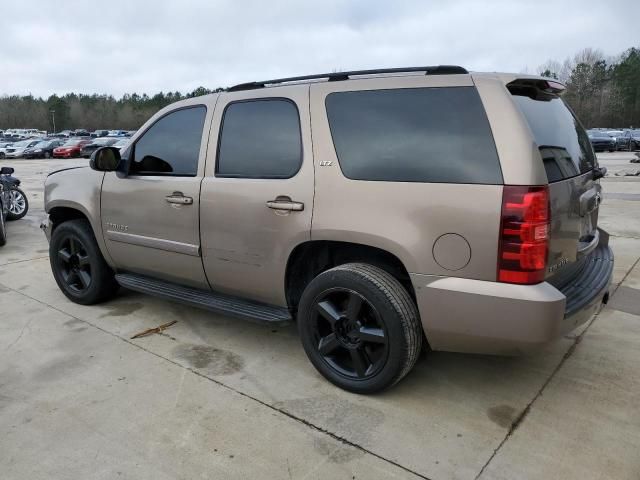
[53,139,92,158]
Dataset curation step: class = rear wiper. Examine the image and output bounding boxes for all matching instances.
[592,166,607,180]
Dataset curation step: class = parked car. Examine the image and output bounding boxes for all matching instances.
[587,130,616,152]
[72,129,91,137]
[81,137,119,158]
[112,138,130,151]
[90,130,110,138]
[23,139,65,159]
[41,67,613,393]
[107,130,129,137]
[0,166,28,221]
[53,139,92,158]
[620,129,640,151]
[3,139,41,158]
[606,130,625,150]
[0,141,18,158]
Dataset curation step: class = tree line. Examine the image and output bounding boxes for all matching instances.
[0,87,221,132]
[1,45,639,132]
[538,46,639,128]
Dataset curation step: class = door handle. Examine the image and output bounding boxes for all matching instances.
[165,193,193,205]
[266,198,304,211]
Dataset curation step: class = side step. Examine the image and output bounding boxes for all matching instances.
[115,273,292,325]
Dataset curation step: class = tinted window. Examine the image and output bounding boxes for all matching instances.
[130,106,206,176]
[511,94,594,182]
[325,87,502,184]
[217,99,302,178]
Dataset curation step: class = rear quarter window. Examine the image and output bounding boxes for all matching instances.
[325,87,502,184]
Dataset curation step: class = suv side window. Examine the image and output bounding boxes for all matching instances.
[129,106,206,176]
[216,99,302,178]
[325,87,502,184]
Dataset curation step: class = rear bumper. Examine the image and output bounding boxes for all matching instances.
[411,231,614,355]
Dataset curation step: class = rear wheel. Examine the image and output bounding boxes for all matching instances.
[6,188,28,220]
[298,263,422,394]
[50,219,118,304]
[44,151,51,159]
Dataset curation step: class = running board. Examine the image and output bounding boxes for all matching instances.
[115,273,292,325]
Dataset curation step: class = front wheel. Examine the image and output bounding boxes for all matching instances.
[0,209,6,246]
[6,188,28,220]
[50,219,119,304]
[297,263,422,394]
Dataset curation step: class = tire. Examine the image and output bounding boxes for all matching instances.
[0,209,6,247]
[49,219,118,305]
[0,152,4,159]
[6,188,28,221]
[44,151,51,159]
[297,263,422,394]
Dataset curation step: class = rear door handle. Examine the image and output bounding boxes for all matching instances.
[266,198,304,211]
[165,192,193,205]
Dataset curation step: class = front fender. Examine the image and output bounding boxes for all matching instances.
[44,167,114,267]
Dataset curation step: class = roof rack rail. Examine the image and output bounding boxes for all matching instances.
[227,65,468,92]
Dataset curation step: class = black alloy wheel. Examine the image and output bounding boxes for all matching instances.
[298,263,422,393]
[56,235,92,293]
[311,288,389,379]
[49,219,118,304]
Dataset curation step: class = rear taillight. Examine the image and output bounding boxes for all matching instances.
[498,185,550,285]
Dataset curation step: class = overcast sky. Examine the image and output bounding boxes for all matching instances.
[1,0,638,98]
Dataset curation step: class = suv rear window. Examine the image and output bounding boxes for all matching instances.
[325,87,502,184]
[510,91,595,183]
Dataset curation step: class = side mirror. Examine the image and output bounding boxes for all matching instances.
[0,167,15,175]
[90,147,121,172]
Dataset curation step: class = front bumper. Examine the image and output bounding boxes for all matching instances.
[411,231,614,355]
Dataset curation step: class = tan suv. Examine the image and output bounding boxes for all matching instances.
[42,66,614,393]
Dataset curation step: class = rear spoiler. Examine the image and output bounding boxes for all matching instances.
[506,78,566,100]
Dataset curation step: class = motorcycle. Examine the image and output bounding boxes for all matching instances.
[0,167,28,222]
[0,166,29,246]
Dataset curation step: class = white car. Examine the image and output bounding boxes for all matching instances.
[3,139,41,159]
